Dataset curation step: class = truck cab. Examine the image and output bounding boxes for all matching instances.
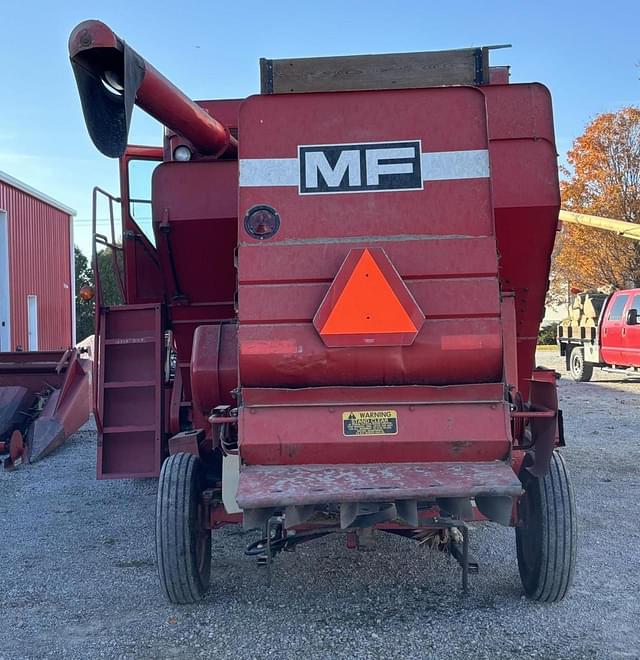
[602,289,640,367]
[559,288,640,381]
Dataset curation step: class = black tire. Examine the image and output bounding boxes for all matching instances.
[156,453,211,603]
[569,346,593,382]
[516,451,577,602]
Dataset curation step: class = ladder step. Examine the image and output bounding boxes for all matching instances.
[104,337,156,345]
[103,380,156,389]
[102,425,156,434]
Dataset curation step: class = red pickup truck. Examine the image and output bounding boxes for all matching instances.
[558,288,640,381]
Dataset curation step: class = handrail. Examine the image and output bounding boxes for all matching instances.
[92,187,126,303]
[91,185,126,434]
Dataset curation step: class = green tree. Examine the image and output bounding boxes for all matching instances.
[96,247,125,307]
[74,246,125,342]
[537,322,559,345]
[75,246,94,341]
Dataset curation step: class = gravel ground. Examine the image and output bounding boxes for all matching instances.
[1,351,639,659]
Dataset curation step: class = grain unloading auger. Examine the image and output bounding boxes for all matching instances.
[70,20,576,603]
[559,209,640,241]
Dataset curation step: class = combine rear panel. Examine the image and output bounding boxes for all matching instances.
[69,20,575,606]
[235,84,558,526]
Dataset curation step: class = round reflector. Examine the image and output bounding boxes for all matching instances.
[244,205,280,240]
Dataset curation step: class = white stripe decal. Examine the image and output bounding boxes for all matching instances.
[239,158,298,187]
[239,149,490,187]
[421,150,490,181]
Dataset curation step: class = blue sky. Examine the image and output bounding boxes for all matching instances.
[1,1,638,255]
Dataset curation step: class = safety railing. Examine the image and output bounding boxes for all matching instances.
[92,187,126,307]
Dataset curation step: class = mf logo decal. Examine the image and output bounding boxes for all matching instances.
[299,140,422,195]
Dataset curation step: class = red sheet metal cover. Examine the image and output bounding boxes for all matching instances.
[239,383,510,466]
[237,87,501,388]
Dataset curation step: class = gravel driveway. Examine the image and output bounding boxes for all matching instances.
[1,351,639,659]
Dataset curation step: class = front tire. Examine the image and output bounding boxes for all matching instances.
[516,451,577,602]
[156,453,212,603]
[569,346,593,382]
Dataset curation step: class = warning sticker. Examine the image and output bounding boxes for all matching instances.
[342,410,398,437]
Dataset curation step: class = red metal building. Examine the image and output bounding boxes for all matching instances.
[0,170,76,352]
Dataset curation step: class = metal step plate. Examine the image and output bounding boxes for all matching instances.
[236,460,522,509]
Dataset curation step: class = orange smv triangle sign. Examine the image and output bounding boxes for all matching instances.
[320,249,418,336]
[314,247,424,347]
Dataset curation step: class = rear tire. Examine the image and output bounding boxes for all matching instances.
[569,346,593,382]
[516,451,577,602]
[156,453,211,604]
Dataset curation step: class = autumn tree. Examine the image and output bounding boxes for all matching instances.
[552,106,640,299]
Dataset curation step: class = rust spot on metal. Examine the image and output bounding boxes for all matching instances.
[451,440,473,453]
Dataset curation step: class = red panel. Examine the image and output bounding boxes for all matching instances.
[239,319,502,387]
[238,237,499,284]
[240,180,493,241]
[240,277,500,323]
[190,324,238,414]
[501,293,518,390]
[493,205,558,399]
[233,82,561,476]
[237,88,497,389]
[240,87,489,157]
[152,160,238,306]
[101,430,157,477]
[242,382,505,406]
[151,160,238,404]
[482,84,560,398]
[194,99,241,132]
[0,181,73,351]
[239,88,492,245]
[239,399,511,465]
[489,140,559,210]
[483,83,555,144]
[489,67,510,85]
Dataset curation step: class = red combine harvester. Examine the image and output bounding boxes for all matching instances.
[69,21,576,604]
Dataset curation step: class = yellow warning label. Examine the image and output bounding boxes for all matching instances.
[342,410,398,437]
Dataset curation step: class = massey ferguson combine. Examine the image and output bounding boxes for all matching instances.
[69,20,576,604]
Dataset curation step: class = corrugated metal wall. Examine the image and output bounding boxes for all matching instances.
[0,180,72,350]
